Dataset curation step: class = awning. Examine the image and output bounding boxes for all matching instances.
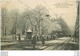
[27,29,32,32]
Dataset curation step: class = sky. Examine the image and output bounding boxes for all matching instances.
[1,0,77,32]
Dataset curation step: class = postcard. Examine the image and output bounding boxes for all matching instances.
[0,0,79,56]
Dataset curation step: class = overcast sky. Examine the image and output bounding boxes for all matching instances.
[1,0,77,32]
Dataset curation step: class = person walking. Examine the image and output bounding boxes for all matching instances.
[41,35,45,46]
[31,35,37,49]
[18,34,21,41]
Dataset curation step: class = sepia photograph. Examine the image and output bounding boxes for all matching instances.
[1,0,79,50]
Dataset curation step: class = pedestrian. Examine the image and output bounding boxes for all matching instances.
[18,34,21,41]
[47,36,48,40]
[41,35,45,46]
[31,35,37,49]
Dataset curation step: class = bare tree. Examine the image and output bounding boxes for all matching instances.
[32,5,49,36]
[1,8,8,36]
[9,9,20,40]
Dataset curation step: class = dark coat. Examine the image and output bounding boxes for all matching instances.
[31,36,36,45]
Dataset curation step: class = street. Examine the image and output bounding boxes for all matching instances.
[1,37,78,50]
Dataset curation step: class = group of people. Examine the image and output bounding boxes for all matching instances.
[31,35,45,49]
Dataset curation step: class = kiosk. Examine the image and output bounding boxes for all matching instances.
[26,29,32,40]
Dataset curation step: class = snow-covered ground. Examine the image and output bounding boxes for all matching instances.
[1,37,78,50]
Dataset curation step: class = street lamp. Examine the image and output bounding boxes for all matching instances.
[38,18,43,37]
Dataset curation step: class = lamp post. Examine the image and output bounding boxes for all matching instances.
[38,18,43,38]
